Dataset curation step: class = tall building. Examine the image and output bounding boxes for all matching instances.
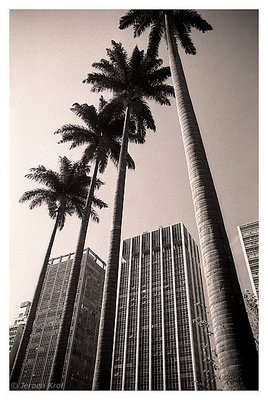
[238,221,259,297]
[10,301,31,370]
[17,248,105,390]
[111,223,216,390]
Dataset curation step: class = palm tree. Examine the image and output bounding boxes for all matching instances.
[119,10,258,390]
[83,41,174,390]
[48,97,139,387]
[10,156,106,387]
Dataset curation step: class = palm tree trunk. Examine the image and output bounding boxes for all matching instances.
[48,159,100,388]
[93,106,131,390]
[10,212,61,388]
[165,13,258,390]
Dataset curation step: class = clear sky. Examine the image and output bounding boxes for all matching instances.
[9,7,258,326]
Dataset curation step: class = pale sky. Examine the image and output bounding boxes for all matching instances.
[9,7,258,325]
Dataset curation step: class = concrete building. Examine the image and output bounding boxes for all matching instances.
[9,301,31,370]
[17,248,105,390]
[238,221,259,297]
[111,223,216,390]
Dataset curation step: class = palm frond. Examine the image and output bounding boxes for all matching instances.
[91,59,117,76]
[126,153,136,170]
[173,18,197,55]
[129,45,144,78]
[71,200,85,220]
[177,10,213,33]
[92,197,108,209]
[84,72,125,93]
[146,65,172,85]
[89,208,100,223]
[94,177,105,190]
[147,19,165,58]
[81,145,98,165]
[55,125,96,149]
[146,85,174,105]
[119,10,159,38]
[70,103,98,131]
[107,41,128,75]
[57,212,66,230]
[98,151,109,174]
[19,188,56,206]
[131,99,156,132]
[119,10,141,30]
[25,167,60,191]
[98,95,107,112]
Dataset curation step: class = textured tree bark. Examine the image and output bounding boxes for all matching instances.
[10,213,61,388]
[165,13,258,390]
[48,160,99,388]
[93,106,131,390]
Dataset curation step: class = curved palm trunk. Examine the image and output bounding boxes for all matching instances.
[165,14,258,390]
[10,212,61,388]
[93,106,131,390]
[48,160,99,388]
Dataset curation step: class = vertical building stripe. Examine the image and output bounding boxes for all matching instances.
[149,231,152,391]
[181,225,198,390]
[159,228,166,390]
[110,240,124,389]
[122,237,133,389]
[135,234,143,389]
[170,225,181,390]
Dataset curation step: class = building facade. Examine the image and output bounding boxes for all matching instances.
[111,223,215,390]
[17,248,105,390]
[10,301,31,370]
[238,221,259,297]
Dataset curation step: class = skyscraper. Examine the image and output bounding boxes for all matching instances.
[238,221,259,297]
[10,301,31,370]
[16,248,105,390]
[111,223,215,390]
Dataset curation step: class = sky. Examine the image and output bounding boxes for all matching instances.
[8,6,259,332]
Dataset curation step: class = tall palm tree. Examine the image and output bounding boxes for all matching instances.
[83,41,174,390]
[48,97,139,387]
[119,10,258,390]
[10,156,106,387]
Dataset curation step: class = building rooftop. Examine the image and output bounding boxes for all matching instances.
[48,247,106,269]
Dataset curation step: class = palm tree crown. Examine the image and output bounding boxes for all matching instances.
[55,97,137,172]
[83,41,174,128]
[119,10,212,57]
[19,156,106,227]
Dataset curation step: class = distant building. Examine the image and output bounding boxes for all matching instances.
[9,301,31,370]
[238,221,259,297]
[17,248,105,390]
[111,223,216,390]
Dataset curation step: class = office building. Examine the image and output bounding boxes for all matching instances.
[10,301,31,370]
[111,223,216,390]
[17,248,105,390]
[9,301,31,351]
[238,221,259,297]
